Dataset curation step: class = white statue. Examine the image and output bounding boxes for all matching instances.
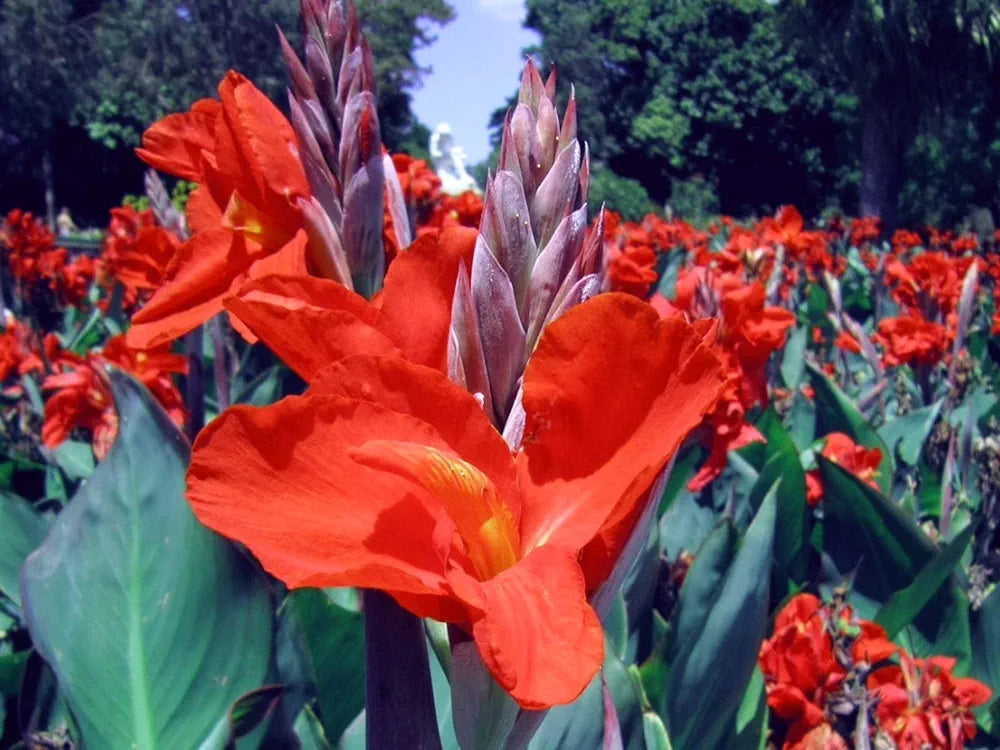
[429,123,480,195]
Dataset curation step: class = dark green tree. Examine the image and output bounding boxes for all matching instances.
[517,0,854,217]
[0,0,455,222]
[779,0,1000,230]
[79,0,302,150]
[0,0,95,226]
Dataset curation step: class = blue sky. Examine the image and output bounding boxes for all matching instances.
[411,0,540,165]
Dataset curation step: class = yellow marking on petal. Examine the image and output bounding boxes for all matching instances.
[221,190,287,249]
[350,440,520,580]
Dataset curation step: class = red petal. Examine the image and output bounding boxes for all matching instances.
[136,98,220,182]
[227,231,312,344]
[378,232,465,371]
[311,355,519,516]
[518,294,723,567]
[447,544,604,709]
[185,185,224,235]
[127,229,263,348]
[214,71,307,243]
[187,394,460,611]
[225,274,398,381]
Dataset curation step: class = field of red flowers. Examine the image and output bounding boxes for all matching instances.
[1,2,998,749]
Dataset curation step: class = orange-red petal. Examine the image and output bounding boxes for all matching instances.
[311,355,520,515]
[187,394,459,611]
[518,294,723,572]
[136,98,221,182]
[127,229,265,349]
[378,231,467,371]
[447,544,604,709]
[225,275,398,381]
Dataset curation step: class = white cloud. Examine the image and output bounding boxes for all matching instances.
[475,0,526,23]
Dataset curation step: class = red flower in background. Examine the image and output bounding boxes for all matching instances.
[759,594,846,747]
[100,336,188,426]
[760,594,899,750]
[42,365,119,459]
[392,153,442,205]
[849,216,881,246]
[874,314,950,368]
[40,336,187,459]
[655,270,793,491]
[885,252,963,319]
[869,654,992,750]
[892,230,923,254]
[101,206,181,308]
[1,210,96,308]
[607,242,658,297]
[805,432,883,505]
[719,282,795,406]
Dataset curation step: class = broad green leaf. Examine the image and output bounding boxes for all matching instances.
[451,641,520,750]
[526,642,641,750]
[970,589,1000,733]
[198,686,284,750]
[878,400,943,466]
[874,521,976,638]
[293,705,333,750]
[20,374,273,748]
[780,326,807,390]
[818,458,970,667]
[948,386,997,435]
[51,440,96,480]
[750,412,808,587]
[666,522,738,666]
[659,489,718,563]
[0,491,49,608]
[714,667,767,750]
[663,489,776,750]
[787,392,817,451]
[808,365,894,496]
[286,589,365,743]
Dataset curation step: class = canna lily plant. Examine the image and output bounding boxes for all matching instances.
[186,293,724,709]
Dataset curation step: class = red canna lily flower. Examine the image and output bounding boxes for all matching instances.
[607,241,658,298]
[101,206,182,309]
[41,336,188,458]
[805,432,883,505]
[759,593,846,748]
[874,314,950,368]
[186,293,723,709]
[100,335,188,426]
[869,654,992,750]
[42,365,119,459]
[128,71,313,348]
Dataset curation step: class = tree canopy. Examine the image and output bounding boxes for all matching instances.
[518,0,1000,226]
[0,0,454,223]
